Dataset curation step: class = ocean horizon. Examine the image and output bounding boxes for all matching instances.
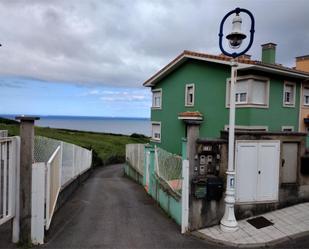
[1,114,151,136]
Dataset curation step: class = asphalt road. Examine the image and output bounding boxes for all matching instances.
[1,164,309,248]
[43,164,224,249]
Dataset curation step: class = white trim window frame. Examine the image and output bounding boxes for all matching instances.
[303,86,309,106]
[283,82,296,107]
[281,126,294,132]
[152,89,162,109]
[226,75,270,108]
[151,122,161,142]
[185,84,195,107]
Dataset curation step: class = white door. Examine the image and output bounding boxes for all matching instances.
[235,143,258,202]
[256,142,280,201]
[282,143,298,183]
[236,140,280,203]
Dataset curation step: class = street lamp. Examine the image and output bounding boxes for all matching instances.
[218,7,255,232]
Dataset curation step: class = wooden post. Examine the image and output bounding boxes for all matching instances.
[15,116,39,244]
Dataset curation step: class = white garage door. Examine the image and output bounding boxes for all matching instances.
[235,140,280,203]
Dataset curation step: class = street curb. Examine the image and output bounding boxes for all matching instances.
[191,229,296,248]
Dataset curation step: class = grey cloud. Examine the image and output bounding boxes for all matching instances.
[0,0,308,88]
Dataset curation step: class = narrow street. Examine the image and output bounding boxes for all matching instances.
[43,164,223,249]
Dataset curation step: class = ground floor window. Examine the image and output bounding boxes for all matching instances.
[151,122,161,142]
[281,126,294,132]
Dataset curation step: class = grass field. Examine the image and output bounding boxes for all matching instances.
[0,117,149,166]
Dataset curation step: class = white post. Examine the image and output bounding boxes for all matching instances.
[220,59,238,232]
[181,159,189,234]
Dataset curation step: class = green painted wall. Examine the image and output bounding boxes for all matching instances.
[151,60,301,155]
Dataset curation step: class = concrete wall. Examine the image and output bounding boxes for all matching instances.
[189,131,309,230]
[124,146,182,226]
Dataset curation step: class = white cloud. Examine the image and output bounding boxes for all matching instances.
[0,0,308,88]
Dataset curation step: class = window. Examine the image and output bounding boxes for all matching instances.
[185,84,195,106]
[304,87,309,106]
[151,122,161,142]
[283,82,296,107]
[226,76,269,107]
[281,126,294,132]
[152,89,162,108]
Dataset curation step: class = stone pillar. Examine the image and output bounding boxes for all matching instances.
[15,116,40,244]
[185,120,201,230]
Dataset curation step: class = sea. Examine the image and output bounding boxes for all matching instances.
[1,115,151,136]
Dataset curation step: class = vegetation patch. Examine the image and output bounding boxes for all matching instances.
[0,117,149,166]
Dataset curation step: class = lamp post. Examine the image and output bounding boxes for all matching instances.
[218,7,255,232]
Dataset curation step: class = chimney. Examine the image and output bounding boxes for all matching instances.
[295,55,309,72]
[261,43,277,64]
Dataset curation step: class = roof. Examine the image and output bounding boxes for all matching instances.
[143,50,309,87]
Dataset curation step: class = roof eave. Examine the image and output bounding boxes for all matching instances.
[143,54,251,87]
[243,65,309,79]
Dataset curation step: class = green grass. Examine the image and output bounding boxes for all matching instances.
[0,119,149,166]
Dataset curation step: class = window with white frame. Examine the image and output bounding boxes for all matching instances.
[226,76,269,107]
[281,126,294,132]
[304,87,309,106]
[185,84,195,106]
[283,82,296,107]
[152,89,162,108]
[151,122,161,141]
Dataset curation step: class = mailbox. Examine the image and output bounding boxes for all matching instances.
[192,178,207,199]
[206,176,224,201]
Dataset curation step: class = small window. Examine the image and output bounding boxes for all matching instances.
[282,126,294,132]
[152,89,162,108]
[185,84,195,106]
[283,82,296,107]
[235,92,247,103]
[304,87,309,106]
[151,122,161,142]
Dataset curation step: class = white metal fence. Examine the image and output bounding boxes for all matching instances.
[34,136,92,186]
[125,144,145,175]
[0,137,19,227]
[31,136,92,244]
[155,147,182,195]
[0,130,8,138]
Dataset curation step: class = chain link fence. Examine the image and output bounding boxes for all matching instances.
[155,147,182,194]
[0,130,8,138]
[125,144,145,175]
[34,136,92,186]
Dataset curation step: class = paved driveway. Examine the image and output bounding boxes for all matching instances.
[43,164,225,249]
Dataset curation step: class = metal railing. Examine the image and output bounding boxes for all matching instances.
[0,137,19,226]
[125,144,145,175]
[34,136,93,186]
[31,136,92,243]
[45,146,62,230]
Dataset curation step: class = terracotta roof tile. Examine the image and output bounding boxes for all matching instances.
[143,50,309,86]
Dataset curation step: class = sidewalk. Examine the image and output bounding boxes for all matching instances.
[194,202,309,247]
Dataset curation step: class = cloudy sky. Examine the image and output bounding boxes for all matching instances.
[0,0,308,117]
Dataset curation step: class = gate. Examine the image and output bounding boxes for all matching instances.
[0,137,19,226]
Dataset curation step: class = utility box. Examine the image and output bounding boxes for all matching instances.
[206,176,223,201]
[192,178,207,199]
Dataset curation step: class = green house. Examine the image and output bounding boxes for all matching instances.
[143,43,309,155]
